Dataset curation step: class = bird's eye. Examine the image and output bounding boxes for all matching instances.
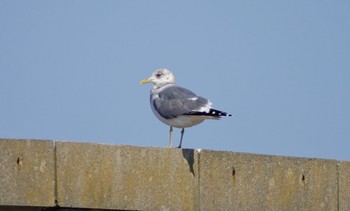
[155,72,162,78]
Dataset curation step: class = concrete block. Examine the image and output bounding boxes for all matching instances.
[56,142,198,210]
[199,150,338,211]
[0,139,55,207]
[338,161,350,210]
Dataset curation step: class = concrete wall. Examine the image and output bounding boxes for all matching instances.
[0,139,349,210]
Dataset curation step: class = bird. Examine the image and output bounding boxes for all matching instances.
[140,68,231,148]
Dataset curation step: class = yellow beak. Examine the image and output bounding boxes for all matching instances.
[140,78,152,85]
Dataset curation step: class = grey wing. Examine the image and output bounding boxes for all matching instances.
[153,86,209,119]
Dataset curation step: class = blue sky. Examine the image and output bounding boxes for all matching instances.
[1,1,349,160]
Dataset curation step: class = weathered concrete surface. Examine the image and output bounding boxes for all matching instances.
[56,142,198,210]
[0,139,55,207]
[199,150,338,211]
[1,139,350,210]
[339,161,350,210]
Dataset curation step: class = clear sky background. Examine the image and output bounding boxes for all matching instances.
[1,1,349,161]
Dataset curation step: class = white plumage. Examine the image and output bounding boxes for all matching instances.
[141,68,231,148]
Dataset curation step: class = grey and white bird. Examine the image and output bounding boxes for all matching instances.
[140,68,231,148]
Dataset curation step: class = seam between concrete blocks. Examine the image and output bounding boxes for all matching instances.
[197,149,201,211]
[336,162,340,211]
[53,141,58,207]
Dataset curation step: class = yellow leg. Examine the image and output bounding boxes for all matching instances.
[178,128,185,148]
[168,126,173,148]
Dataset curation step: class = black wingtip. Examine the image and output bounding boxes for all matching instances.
[209,108,232,117]
[184,108,232,117]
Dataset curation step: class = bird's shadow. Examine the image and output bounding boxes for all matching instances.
[181,149,195,177]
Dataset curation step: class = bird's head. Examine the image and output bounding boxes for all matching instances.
[140,68,176,89]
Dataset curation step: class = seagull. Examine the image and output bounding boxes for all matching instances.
[140,68,231,148]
